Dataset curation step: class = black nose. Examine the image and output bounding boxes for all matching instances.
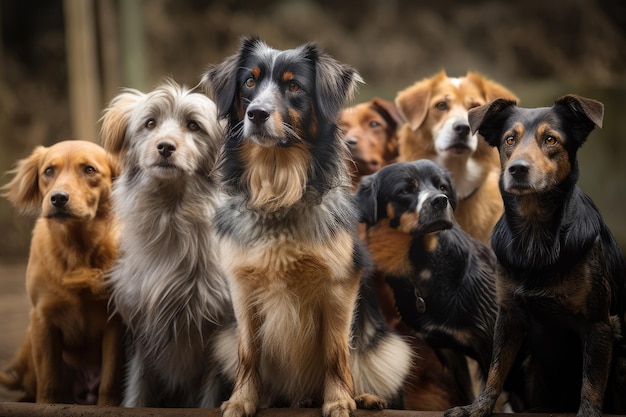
[247,107,270,126]
[453,121,470,137]
[508,160,530,179]
[157,141,176,158]
[50,191,69,208]
[431,194,449,210]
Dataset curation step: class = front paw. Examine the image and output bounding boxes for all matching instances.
[322,398,357,417]
[221,399,257,417]
[354,393,386,410]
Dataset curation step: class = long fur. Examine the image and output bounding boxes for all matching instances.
[0,140,123,405]
[200,37,412,417]
[101,80,235,407]
[445,95,626,417]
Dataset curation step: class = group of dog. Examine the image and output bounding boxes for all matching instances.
[0,36,625,417]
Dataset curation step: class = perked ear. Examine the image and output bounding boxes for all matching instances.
[1,146,46,215]
[554,94,604,142]
[100,89,143,159]
[468,98,517,147]
[354,174,379,225]
[304,43,363,123]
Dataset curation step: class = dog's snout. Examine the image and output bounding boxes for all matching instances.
[157,141,176,158]
[247,107,270,126]
[431,194,449,210]
[452,121,470,137]
[50,191,69,208]
[508,160,530,178]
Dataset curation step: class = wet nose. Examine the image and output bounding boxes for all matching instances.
[431,194,449,210]
[247,106,270,126]
[50,191,69,208]
[453,120,470,137]
[157,140,176,158]
[508,160,530,179]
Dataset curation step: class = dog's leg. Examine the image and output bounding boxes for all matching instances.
[198,362,223,408]
[122,348,149,407]
[444,301,524,417]
[221,311,261,417]
[97,315,124,406]
[30,311,63,403]
[578,320,613,417]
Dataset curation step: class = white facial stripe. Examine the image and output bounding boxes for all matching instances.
[416,189,437,213]
[449,77,462,89]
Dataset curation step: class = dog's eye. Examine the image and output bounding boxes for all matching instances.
[369,121,381,128]
[544,136,557,146]
[435,101,448,111]
[245,78,255,88]
[146,118,156,129]
[187,121,200,132]
[439,184,448,192]
[505,135,516,146]
[43,167,54,177]
[288,81,300,93]
[84,165,97,175]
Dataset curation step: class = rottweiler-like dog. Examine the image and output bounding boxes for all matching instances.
[445,94,626,417]
[355,159,501,404]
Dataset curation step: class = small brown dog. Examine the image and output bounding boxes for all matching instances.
[0,140,123,405]
[395,70,518,244]
[339,97,403,189]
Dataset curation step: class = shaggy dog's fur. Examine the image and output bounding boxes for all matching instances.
[445,95,626,417]
[101,81,234,407]
[201,37,412,417]
[0,140,123,405]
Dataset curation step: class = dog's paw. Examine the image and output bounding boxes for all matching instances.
[221,399,257,417]
[444,404,489,417]
[354,393,386,410]
[322,397,357,417]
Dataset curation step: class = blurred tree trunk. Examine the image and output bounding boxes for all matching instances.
[63,0,101,142]
[97,0,121,103]
[120,0,148,91]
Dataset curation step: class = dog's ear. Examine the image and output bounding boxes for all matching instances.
[371,97,404,129]
[395,71,446,131]
[467,71,519,103]
[554,94,604,142]
[100,89,143,159]
[468,98,517,147]
[1,146,46,215]
[200,53,240,120]
[304,43,363,122]
[354,174,379,225]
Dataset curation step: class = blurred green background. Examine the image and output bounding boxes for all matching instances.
[0,0,624,263]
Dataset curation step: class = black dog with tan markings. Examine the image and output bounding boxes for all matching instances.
[445,95,626,417]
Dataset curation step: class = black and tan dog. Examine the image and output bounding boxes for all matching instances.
[445,95,626,417]
[200,36,412,417]
[355,159,500,404]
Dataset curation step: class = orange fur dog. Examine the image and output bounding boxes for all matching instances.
[339,97,403,189]
[395,70,518,244]
[0,140,123,405]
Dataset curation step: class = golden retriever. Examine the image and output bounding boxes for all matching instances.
[395,70,518,244]
[0,140,123,405]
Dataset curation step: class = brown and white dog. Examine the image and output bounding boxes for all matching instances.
[101,81,235,407]
[339,97,403,189]
[395,70,518,244]
[0,140,123,405]
[201,36,412,417]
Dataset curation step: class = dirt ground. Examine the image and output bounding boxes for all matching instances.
[0,263,30,402]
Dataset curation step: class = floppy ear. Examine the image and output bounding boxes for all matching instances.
[395,71,446,131]
[354,174,379,225]
[467,71,519,102]
[200,53,241,120]
[100,89,143,159]
[371,97,404,128]
[304,43,363,122]
[554,94,604,143]
[468,98,517,147]
[1,146,46,215]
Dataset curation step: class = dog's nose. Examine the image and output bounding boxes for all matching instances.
[431,194,449,210]
[247,107,270,126]
[453,121,470,137]
[50,191,69,208]
[157,141,176,158]
[508,160,530,179]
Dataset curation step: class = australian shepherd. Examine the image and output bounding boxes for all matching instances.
[200,37,412,417]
